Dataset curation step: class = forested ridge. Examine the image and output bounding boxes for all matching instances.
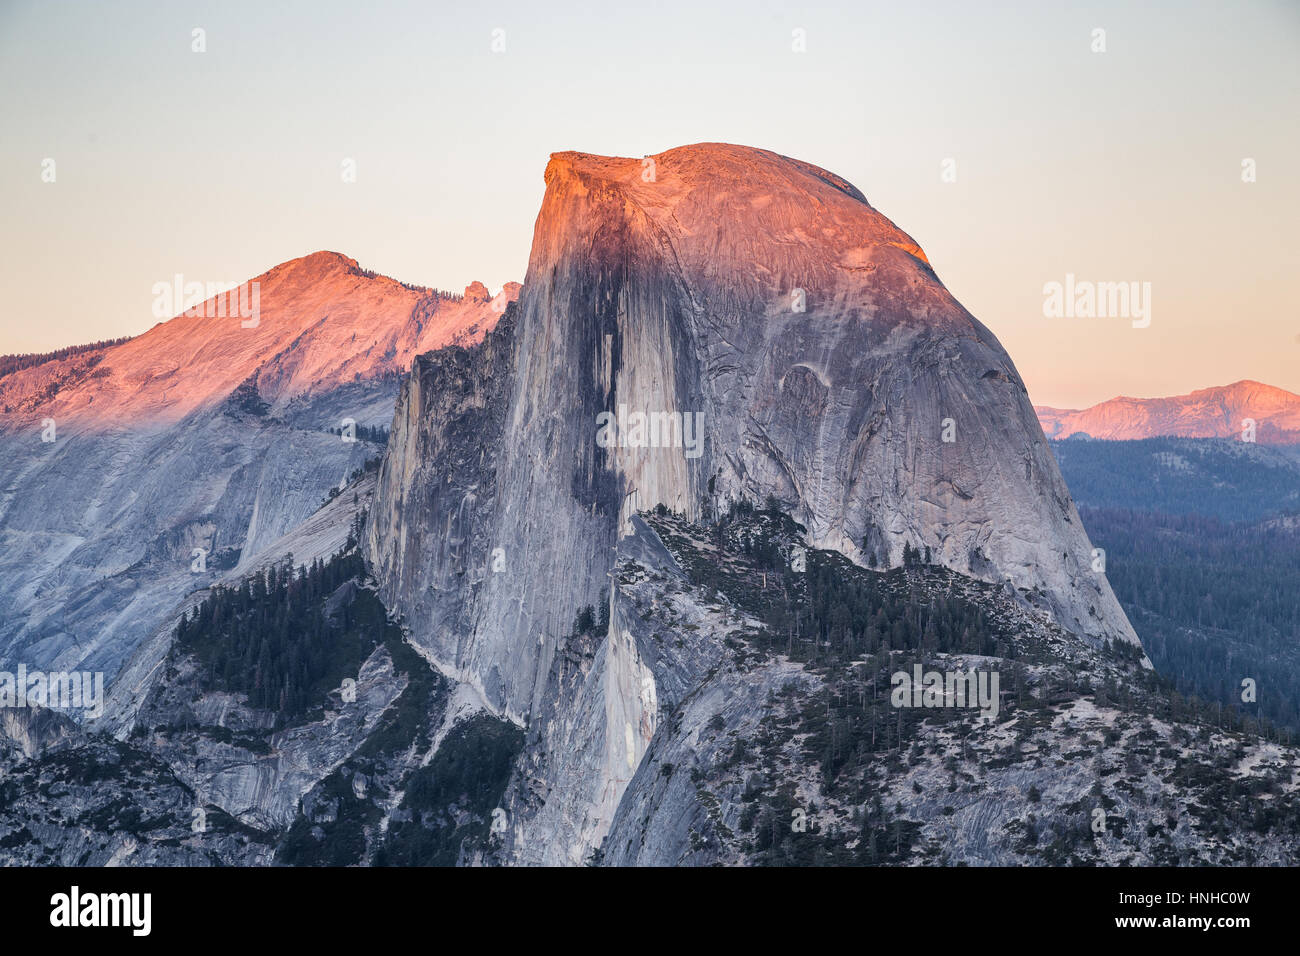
[1081,505,1300,733]
[0,336,133,380]
[1051,436,1300,522]
[174,550,377,727]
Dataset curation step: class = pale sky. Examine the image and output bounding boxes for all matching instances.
[1,0,1296,408]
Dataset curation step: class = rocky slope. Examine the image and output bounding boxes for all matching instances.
[0,535,521,867]
[1037,381,1300,445]
[6,505,1293,867]
[0,253,516,685]
[489,507,1300,866]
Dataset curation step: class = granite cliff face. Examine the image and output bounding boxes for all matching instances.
[367,143,1140,730]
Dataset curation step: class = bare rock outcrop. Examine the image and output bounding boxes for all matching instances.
[367,143,1140,729]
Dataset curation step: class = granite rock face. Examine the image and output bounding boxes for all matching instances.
[478,508,1298,867]
[0,410,379,684]
[365,312,527,721]
[586,513,1300,867]
[367,143,1140,736]
[3,508,1295,868]
[490,514,813,865]
[127,631,406,831]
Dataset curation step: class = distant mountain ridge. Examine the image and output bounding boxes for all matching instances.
[1037,380,1300,444]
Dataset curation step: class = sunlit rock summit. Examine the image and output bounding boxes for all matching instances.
[369,142,1139,715]
[364,143,1142,860]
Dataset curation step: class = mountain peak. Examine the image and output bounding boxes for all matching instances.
[0,254,520,432]
[533,144,935,322]
[260,250,360,282]
[294,250,358,269]
[368,141,1142,736]
[547,142,871,206]
[1037,381,1300,443]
